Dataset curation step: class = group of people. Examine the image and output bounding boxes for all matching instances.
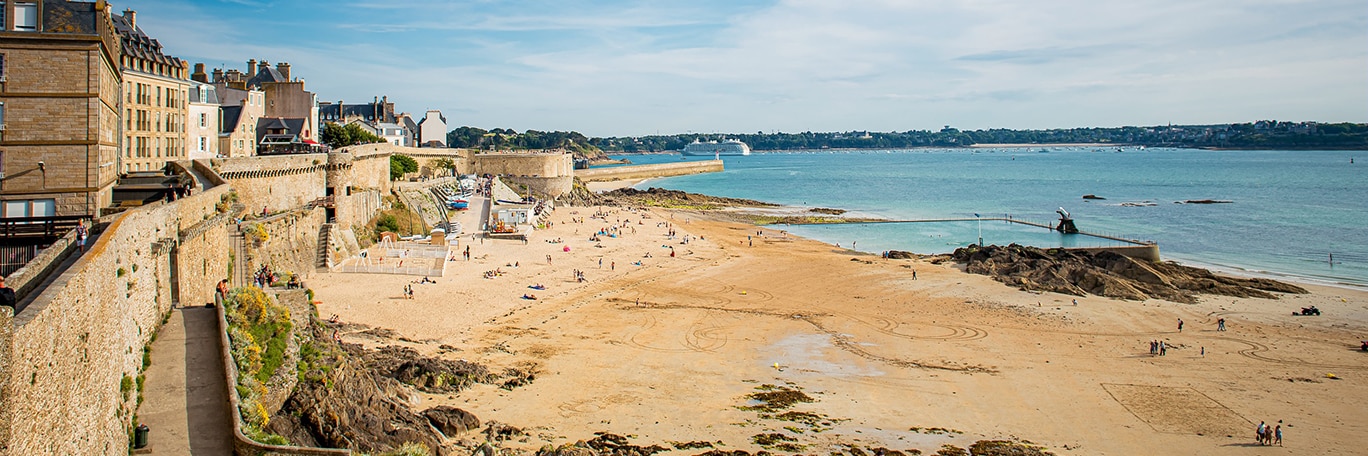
[1149,339,1168,356]
[572,269,587,283]
[1256,421,1283,446]
[401,284,415,299]
[253,265,278,289]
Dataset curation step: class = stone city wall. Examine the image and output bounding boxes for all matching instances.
[501,176,574,199]
[0,306,11,454]
[242,208,327,283]
[213,155,329,216]
[574,160,724,182]
[472,152,574,178]
[1,198,196,455]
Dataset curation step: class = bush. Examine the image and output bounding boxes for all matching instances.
[375,214,400,234]
[225,287,294,427]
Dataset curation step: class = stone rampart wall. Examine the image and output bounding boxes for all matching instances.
[214,155,329,215]
[243,209,327,282]
[0,306,11,454]
[473,153,574,178]
[3,201,186,455]
[501,176,574,199]
[575,160,724,182]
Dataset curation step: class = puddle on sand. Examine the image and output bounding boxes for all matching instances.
[767,333,884,378]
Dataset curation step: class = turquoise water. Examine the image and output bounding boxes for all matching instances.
[610,148,1367,287]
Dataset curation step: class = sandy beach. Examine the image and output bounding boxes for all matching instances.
[312,201,1368,455]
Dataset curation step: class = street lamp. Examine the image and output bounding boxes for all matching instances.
[974,213,982,246]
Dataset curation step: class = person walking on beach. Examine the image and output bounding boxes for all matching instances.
[611,261,615,271]
[1256,421,1266,445]
[1275,424,1282,446]
[912,270,917,280]
[1217,318,1226,331]
[1159,340,1166,356]
[1177,318,1184,332]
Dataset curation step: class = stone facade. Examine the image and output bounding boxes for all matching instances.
[219,90,264,158]
[0,0,122,217]
[187,81,220,160]
[113,8,191,174]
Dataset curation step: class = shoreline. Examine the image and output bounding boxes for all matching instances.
[312,202,1368,456]
[586,181,1364,289]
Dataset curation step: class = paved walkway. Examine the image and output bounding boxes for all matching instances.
[139,305,233,455]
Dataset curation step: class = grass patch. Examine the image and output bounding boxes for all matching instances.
[225,286,293,431]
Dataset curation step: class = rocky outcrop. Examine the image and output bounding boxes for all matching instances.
[600,187,777,208]
[952,244,1307,303]
[885,250,917,260]
[363,345,492,393]
[268,349,446,454]
[267,323,496,455]
[424,406,481,438]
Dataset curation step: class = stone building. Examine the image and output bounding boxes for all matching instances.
[219,91,264,158]
[187,80,220,159]
[418,109,447,147]
[208,59,318,143]
[0,0,122,221]
[113,9,190,174]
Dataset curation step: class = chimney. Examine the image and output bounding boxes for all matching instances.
[247,59,257,76]
[123,9,136,28]
[212,68,223,83]
[191,63,208,83]
[276,62,291,81]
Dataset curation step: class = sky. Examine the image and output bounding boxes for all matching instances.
[120,0,1367,137]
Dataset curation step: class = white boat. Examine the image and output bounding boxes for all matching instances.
[682,138,751,156]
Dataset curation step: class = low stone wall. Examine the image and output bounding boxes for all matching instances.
[575,160,724,182]
[1066,244,1161,262]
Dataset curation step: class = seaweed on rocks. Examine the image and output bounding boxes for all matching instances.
[600,187,777,209]
[952,244,1307,303]
[362,345,493,393]
[738,384,814,412]
[967,440,1055,456]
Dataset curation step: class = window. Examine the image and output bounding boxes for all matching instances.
[0,53,6,81]
[200,112,206,128]
[199,137,206,152]
[3,199,55,218]
[0,102,6,130]
[14,3,37,32]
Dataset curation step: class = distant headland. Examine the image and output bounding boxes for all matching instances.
[590,120,1368,152]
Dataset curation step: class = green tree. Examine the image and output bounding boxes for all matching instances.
[390,154,419,180]
[320,122,385,149]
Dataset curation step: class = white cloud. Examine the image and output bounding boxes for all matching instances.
[118,0,1367,136]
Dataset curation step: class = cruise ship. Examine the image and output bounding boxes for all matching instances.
[681,138,751,156]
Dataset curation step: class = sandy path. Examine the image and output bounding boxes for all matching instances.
[312,205,1368,455]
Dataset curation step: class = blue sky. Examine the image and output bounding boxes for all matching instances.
[121,0,1367,137]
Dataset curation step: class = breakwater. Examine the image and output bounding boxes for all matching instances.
[576,160,723,182]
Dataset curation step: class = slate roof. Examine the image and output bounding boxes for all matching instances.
[189,83,219,104]
[244,67,288,88]
[111,12,184,70]
[221,106,243,134]
[319,102,394,123]
[256,118,307,144]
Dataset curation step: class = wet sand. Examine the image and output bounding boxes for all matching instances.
[312,204,1368,455]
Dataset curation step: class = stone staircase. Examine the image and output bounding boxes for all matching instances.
[316,223,335,270]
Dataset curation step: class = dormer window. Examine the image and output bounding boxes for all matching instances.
[14,3,37,32]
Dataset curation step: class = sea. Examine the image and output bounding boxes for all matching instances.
[607,148,1367,289]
